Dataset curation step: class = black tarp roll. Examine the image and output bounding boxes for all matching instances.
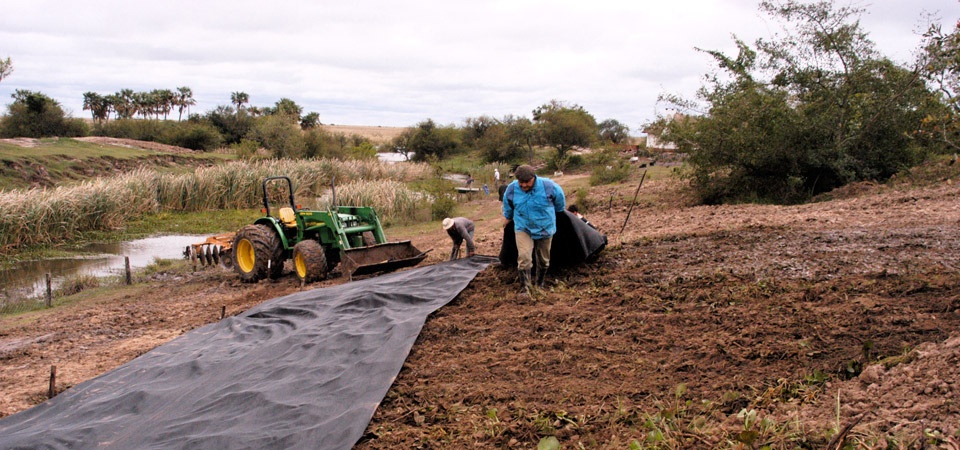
[0,256,498,450]
[498,210,607,272]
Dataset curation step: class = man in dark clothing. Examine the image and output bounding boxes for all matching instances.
[443,217,476,260]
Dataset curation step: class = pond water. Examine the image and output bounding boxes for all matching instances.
[0,235,205,302]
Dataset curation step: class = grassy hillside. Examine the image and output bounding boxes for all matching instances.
[0,138,232,191]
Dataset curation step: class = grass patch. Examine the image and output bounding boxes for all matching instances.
[0,138,232,191]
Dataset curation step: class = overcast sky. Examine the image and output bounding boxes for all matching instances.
[1,1,956,131]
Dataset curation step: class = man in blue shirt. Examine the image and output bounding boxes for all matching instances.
[502,164,566,294]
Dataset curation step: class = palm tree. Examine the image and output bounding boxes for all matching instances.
[113,89,137,119]
[82,92,110,124]
[153,89,175,120]
[231,91,249,113]
[175,86,196,121]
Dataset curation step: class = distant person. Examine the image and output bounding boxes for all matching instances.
[482,183,490,196]
[502,164,565,294]
[442,217,476,260]
[567,204,597,230]
[494,168,501,185]
[465,175,474,187]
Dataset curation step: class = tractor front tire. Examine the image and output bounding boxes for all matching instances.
[232,224,284,283]
[294,240,328,283]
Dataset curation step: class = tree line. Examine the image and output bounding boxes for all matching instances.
[386,101,631,171]
[82,88,197,123]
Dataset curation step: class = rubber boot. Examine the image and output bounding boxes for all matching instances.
[518,269,532,296]
[535,266,547,288]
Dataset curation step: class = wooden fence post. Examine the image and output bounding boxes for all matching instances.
[124,256,132,285]
[45,273,52,307]
[48,365,57,398]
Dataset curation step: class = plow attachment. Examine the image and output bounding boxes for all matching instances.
[185,233,235,269]
[341,241,430,279]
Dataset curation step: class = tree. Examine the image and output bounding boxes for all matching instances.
[153,89,175,120]
[271,98,303,123]
[1,90,86,138]
[920,19,960,152]
[205,105,253,145]
[461,115,499,148]
[82,92,111,124]
[598,119,630,144]
[175,86,196,121]
[474,115,535,163]
[231,91,249,112]
[245,114,306,158]
[0,56,12,83]
[300,111,321,129]
[112,89,137,119]
[658,0,939,204]
[533,100,597,170]
[408,119,461,161]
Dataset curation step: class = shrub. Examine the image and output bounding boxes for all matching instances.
[95,118,165,141]
[55,274,100,297]
[590,160,631,186]
[0,90,88,138]
[160,121,223,151]
[430,194,457,221]
[245,115,306,158]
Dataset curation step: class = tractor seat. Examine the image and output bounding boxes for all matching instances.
[278,207,298,228]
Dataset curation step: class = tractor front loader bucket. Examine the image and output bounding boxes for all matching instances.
[341,241,430,279]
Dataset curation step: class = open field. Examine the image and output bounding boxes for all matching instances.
[321,124,409,144]
[0,156,959,448]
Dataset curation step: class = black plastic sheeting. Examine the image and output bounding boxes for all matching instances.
[499,210,608,272]
[0,256,498,450]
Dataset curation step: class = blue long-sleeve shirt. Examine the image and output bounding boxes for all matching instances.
[502,176,565,240]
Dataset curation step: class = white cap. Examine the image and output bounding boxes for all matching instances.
[442,218,454,230]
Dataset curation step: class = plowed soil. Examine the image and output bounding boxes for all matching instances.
[2,163,960,448]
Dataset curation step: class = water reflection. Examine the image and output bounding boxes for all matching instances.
[0,235,205,301]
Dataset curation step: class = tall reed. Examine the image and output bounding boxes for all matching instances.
[0,158,432,252]
[315,180,431,225]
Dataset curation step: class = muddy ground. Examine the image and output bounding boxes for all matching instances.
[1,165,960,448]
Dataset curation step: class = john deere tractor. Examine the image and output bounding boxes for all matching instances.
[230,176,428,283]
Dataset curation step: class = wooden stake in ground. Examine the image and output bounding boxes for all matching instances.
[618,169,647,239]
[48,365,56,398]
[45,273,52,307]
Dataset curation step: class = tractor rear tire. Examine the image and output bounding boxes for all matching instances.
[293,240,327,283]
[232,224,284,283]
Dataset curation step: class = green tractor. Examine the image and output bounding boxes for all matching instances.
[231,176,429,283]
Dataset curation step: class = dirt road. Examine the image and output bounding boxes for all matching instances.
[2,167,959,447]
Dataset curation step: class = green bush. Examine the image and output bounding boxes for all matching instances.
[431,194,457,221]
[589,160,631,186]
[0,90,88,138]
[245,115,306,158]
[230,139,261,159]
[160,121,223,151]
[95,118,165,141]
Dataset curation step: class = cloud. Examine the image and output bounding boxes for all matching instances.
[0,0,954,129]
